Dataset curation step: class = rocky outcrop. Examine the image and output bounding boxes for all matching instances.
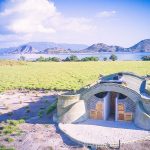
[81,39,150,53]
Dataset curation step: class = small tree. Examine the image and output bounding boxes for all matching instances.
[141,56,150,61]
[81,56,99,61]
[19,56,26,61]
[51,57,61,62]
[65,55,79,61]
[103,57,107,61]
[36,56,45,61]
[69,55,79,61]
[109,54,118,61]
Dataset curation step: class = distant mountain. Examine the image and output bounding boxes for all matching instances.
[26,42,88,51]
[40,47,71,54]
[0,47,16,54]
[0,42,88,54]
[11,45,39,54]
[81,43,125,53]
[0,39,150,54]
[81,39,150,53]
[127,39,150,52]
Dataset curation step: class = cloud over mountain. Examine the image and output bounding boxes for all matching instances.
[0,0,94,46]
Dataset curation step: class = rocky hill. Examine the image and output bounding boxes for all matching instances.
[127,39,150,52]
[81,43,125,52]
[0,39,150,54]
[81,39,150,53]
[0,42,88,54]
[11,45,38,54]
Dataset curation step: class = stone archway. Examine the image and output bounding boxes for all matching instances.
[80,83,141,103]
[81,83,138,122]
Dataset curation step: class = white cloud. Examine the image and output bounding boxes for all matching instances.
[96,10,116,18]
[0,0,95,46]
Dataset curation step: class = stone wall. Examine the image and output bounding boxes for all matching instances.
[134,101,150,130]
[56,94,87,123]
[117,97,135,121]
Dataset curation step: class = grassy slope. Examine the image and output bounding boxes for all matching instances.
[0,61,150,92]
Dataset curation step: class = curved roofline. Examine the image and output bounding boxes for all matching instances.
[101,72,145,80]
[80,82,141,103]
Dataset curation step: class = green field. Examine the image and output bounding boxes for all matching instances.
[0,61,150,92]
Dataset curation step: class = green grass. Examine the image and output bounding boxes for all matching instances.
[0,145,15,150]
[5,137,14,143]
[46,101,57,115]
[0,119,25,135]
[0,61,150,92]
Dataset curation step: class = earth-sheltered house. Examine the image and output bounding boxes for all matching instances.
[55,72,150,130]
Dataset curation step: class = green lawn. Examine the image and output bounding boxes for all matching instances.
[0,61,150,92]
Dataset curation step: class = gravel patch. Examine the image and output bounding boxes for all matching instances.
[0,90,85,150]
[0,90,150,150]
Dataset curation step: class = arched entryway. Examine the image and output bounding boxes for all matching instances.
[87,91,136,122]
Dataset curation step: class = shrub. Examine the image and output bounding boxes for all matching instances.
[6,119,25,126]
[103,57,107,61]
[36,56,61,62]
[141,56,150,61]
[46,101,57,115]
[19,56,26,61]
[0,145,15,150]
[109,54,118,61]
[36,56,45,62]
[51,57,61,62]
[65,55,79,61]
[38,110,44,118]
[5,137,14,143]
[81,56,99,61]
[3,125,17,134]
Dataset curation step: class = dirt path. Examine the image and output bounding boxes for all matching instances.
[0,90,85,150]
[0,90,150,150]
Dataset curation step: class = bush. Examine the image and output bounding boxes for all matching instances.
[141,56,150,61]
[65,55,79,61]
[36,56,45,62]
[51,57,61,62]
[6,119,25,126]
[38,110,44,118]
[5,137,14,143]
[0,145,15,150]
[3,125,17,134]
[19,56,26,61]
[103,57,107,61]
[36,56,61,62]
[109,54,118,61]
[81,56,99,61]
[46,101,57,115]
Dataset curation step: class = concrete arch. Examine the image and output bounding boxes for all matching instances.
[80,83,141,103]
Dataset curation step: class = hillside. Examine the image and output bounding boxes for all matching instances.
[0,42,88,54]
[81,39,150,53]
[81,43,125,52]
[0,39,150,54]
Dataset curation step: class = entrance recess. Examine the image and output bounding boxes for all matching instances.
[109,92,117,120]
[103,92,118,121]
[89,91,134,121]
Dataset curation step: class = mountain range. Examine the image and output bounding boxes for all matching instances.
[0,39,150,54]
[81,39,150,53]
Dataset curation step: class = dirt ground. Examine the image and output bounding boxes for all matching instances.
[0,90,149,150]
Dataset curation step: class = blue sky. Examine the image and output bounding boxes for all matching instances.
[0,0,150,48]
